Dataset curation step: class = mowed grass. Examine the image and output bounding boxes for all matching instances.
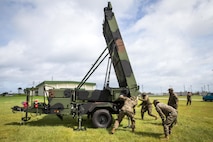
[0,95,213,142]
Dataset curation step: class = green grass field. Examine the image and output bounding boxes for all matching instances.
[0,95,213,142]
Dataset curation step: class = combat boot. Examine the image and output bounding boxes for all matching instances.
[111,128,115,134]
[141,114,144,120]
[161,136,169,141]
[131,121,135,132]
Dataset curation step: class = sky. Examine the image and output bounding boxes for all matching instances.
[0,0,213,94]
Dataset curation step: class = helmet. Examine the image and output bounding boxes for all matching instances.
[153,99,160,106]
[168,88,173,91]
[141,93,146,96]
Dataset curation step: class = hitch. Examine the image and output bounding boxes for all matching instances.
[11,106,24,113]
[11,105,31,124]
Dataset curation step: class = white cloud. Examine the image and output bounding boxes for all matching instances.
[125,0,213,93]
[0,0,213,93]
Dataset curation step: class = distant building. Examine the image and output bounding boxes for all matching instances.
[36,81,96,96]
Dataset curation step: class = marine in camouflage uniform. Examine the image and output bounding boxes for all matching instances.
[138,93,157,120]
[153,100,177,140]
[167,88,178,109]
[186,92,192,105]
[111,94,138,134]
[167,88,178,124]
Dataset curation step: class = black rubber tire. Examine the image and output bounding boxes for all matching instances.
[92,109,112,128]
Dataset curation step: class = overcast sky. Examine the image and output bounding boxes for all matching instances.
[0,0,213,94]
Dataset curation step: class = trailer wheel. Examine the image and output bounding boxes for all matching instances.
[92,109,112,128]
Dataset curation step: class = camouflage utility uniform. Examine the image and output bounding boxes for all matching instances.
[186,92,192,105]
[138,94,157,120]
[168,88,178,109]
[111,95,138,134]
[153,100,177,139]
[167,88,178,124]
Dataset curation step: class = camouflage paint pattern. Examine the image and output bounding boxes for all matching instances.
[103,2,139,97]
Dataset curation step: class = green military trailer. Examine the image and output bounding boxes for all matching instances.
[12,2,140,129]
